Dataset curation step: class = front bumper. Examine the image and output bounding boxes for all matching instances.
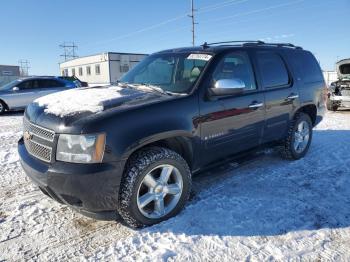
[18,138,124,220]
[330,95,350,107]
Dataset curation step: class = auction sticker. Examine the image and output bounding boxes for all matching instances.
[187,54,212,61]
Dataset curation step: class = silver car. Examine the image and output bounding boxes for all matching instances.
[0,77,78,114]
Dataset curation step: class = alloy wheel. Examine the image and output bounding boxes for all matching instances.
[293,120,310,153]
[137,164,183,219]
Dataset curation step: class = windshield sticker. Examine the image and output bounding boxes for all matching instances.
[187,54,212,61]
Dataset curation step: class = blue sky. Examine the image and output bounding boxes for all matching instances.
[0,0,349,75]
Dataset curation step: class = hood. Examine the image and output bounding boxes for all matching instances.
[26,85,172,132]
[336,59,350,80]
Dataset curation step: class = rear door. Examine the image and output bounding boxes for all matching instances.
[253,50,300,143]
[199,50,265,165]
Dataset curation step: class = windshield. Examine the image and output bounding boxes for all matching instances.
[120,52,212,94]
[0,79,20,91]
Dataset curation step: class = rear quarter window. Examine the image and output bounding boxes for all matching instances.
[291,51,323,83]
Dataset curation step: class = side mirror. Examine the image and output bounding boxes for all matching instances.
[12,87,19,91]
[209,79,245,96]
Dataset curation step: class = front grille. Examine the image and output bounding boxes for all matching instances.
[23,118,55,163]
[23,118,55,142]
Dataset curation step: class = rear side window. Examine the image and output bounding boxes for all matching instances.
[256,51,289,88]
[291,51,323,83]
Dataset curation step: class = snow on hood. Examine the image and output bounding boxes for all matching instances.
[34,86,134,117]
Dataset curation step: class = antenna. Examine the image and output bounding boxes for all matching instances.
[188,0,198,46]
[59,42,78,61]
[18,59,30,76]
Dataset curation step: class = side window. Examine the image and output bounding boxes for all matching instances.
[39,79,62,88]
[78,67,83,76]
[95,64,101,75]
[86,66,91,76]
[71,68,76,76]
[212,52,256,90]
[17,80,33,89]
[291,51,323,83]
[256,51,289,88]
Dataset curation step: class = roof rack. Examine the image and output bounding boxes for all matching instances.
[201,40,264,48]
[201,40,302,50]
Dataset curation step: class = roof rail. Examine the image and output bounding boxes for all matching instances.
[201,40,265,48]
[201,40,302,50]
[256,42,303,50]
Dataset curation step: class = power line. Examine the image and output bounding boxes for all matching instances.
[82,0,247,48]
[59,42,78,61]
[188,0,198,46]
[18,59,30,76]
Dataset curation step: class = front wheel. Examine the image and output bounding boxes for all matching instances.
[281,112,313,160]
[327,99,338,111]
[118,147,191,228]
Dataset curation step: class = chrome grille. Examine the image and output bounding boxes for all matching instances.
[24,139,52,162]
[23,118,55,163]
[23,118,55,142]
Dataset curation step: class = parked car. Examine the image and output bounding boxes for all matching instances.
[0,76,78,114]
[58,76,88,87]
[18,41,326,228]
[327,58,350,111]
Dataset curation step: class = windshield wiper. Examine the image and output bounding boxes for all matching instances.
[129,83,174,96]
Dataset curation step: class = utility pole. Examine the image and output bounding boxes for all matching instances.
[188,0,198,46]
[59,42,78,61]
[18,59,30,76]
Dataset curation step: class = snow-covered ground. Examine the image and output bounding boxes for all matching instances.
[1,110,350,261]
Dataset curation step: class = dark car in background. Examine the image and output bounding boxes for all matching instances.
[18,41,326,228]
[58,76,88,87]
[0,76,78,114]
[327,58,350,111]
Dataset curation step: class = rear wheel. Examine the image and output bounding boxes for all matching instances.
[118,147,191,228]
[281,112,313,160]
[0,101,6,115]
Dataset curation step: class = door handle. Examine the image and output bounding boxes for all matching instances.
[249,102,264,108]
[286,94,299,100]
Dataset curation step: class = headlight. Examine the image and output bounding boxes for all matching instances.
[56,133,106,163]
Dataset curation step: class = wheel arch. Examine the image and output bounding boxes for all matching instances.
[294,104,317,126]
[0,98,9,111]
[122,132,195,171]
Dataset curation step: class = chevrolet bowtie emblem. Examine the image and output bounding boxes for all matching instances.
[24,131,33,141]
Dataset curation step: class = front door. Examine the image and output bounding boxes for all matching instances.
[9,79,40,108]
[199,51,265,166]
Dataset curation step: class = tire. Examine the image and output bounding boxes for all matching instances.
[280,112,313,160]
[0,100,6,115]
[326,99,338,111]
[118,146,192,228]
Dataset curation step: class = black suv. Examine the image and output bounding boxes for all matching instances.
[18,41,326,228]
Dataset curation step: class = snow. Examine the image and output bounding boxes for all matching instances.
[1,110,350,261]
[34,86,125,117]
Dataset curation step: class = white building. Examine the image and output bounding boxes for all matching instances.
[0,65,20,86]
[59,52,147,86]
